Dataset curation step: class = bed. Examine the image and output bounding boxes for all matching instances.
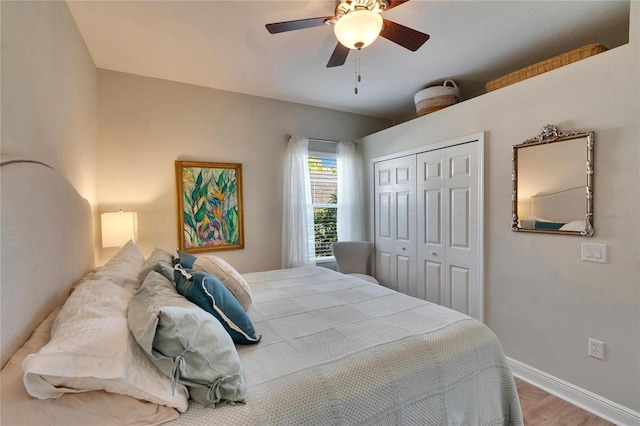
[1,158,523,425]
[520,186,587,232]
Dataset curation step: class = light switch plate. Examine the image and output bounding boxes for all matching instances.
[581,243,607,263]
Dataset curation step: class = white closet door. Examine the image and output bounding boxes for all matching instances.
[416,148,446,301]
[417,142,481,319]
[374,156,416,293]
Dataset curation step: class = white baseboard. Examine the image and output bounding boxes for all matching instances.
[507,357,640,426]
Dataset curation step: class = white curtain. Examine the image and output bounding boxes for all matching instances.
[281,136,316,268]
[337,141,365,241]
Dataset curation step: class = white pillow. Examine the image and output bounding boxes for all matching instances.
[22,279,189,412]
[193,255,252,311]
[92,240,145,293]
[559,220,586,232]
[2,307,179,426]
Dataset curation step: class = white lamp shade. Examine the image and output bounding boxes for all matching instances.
[101,211,138,248]
[334,10,383,50]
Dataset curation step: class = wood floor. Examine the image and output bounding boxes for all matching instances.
[515,378,614,425]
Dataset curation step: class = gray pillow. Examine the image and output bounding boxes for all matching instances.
[92,240,145,293]
[128,271,245,406]
[138,247,174,283]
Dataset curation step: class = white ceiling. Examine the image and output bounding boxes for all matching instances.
[67,0,630,121]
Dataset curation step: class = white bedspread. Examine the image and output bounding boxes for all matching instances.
[169,267,523,425]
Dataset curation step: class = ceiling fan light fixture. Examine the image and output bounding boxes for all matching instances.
[334,9,383,50]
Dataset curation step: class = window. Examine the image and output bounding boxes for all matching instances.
[308,153,337,258]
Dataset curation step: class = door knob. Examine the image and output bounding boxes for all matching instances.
[431,251,437,256]
[401,247,406,251]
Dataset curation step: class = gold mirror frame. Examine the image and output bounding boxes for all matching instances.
[511,124,594,236]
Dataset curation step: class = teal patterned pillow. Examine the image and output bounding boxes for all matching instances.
[174,265,260,345]
[175,250,197,269]
[534,221,564,230]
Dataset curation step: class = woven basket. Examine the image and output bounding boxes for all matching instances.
[485,43,608,92]
[414,80,459,117]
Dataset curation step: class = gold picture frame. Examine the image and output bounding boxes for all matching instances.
[511,124,594,236]
[175,161,244,252]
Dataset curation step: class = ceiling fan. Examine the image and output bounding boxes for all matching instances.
[266,0,430,68]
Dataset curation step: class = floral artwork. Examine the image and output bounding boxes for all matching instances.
[175,161,244,252]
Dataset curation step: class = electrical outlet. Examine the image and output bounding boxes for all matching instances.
[589,338,605,360]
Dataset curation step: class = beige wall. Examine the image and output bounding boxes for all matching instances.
[360,2,639,412]
[1,1,99,264]
[97,70,391,268]
[1,1,98,207]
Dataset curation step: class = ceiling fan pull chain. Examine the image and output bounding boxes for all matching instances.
[354,54,361,95]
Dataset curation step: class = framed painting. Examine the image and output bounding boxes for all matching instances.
[175,161,244,252]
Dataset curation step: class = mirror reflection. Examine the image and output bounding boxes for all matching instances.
[512,125,594,236]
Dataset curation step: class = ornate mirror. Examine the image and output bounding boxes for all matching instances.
[512,124,594,236]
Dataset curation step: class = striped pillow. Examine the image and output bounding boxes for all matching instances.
[193,255,252,311]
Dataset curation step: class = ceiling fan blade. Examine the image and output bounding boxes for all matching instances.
[326,43,350,68]
[266,17,332,34]
[385,0,410,11]
[380,18,430,51]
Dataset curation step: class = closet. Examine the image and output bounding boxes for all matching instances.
[372,134,484,321]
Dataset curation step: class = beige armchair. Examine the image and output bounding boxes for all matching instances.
[331,241,379,284]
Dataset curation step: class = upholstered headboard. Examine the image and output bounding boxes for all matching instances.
[530,186,586,224]
[0,157,94,367]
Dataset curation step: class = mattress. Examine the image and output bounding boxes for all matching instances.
[169,266,523,425]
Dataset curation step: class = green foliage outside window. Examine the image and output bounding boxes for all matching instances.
[314,193,337,258]
[309,154,338,258]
